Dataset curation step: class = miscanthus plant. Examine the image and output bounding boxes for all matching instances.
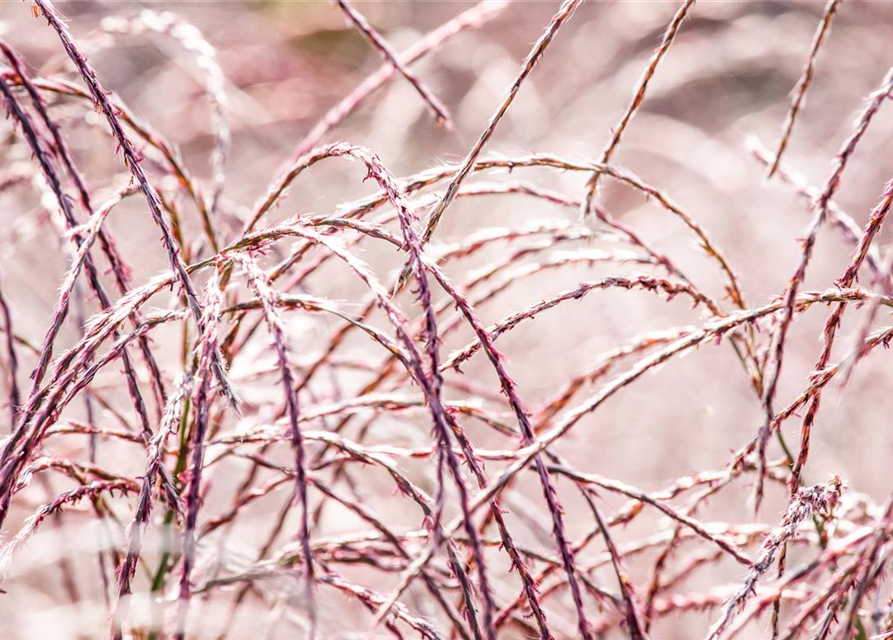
[0,0,891,638]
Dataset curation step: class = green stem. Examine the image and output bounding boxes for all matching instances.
[146,395,192,640]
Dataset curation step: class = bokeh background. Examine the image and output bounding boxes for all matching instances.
[2,1,893,638]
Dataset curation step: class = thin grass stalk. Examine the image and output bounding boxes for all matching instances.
[765,0,843,178]
[100,9,230,217]
[704,477,841,640]
[408,0,583,286]
[290,1,507,162]
[333,0,452,128]
[0,270,19,431]
[31,0,235,407]
[234,253,317,637]
[0,39,168,412]
[769,177,893,635]
[754,64,893,513]
[582,0,695,202]
[175,272,225,640]
[748,137,883,281]
[111,374,191,640]
[328,146,497,639]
